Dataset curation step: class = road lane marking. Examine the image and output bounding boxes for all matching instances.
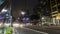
[25,28,48,34]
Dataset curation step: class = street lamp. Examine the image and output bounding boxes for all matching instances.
[42,17,44,20]
[1,9,7,13]
[21,11,25,15]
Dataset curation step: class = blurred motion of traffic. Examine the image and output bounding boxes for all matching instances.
[0,0,60,34]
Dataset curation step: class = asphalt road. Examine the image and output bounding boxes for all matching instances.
[14,27,48,34]
[26,26,60,34]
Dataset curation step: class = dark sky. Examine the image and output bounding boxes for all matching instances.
[13,0,39,13]
[12,0,39,17]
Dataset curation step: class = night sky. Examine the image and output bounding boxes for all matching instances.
[12,0,38,14]
[13,0,38,10]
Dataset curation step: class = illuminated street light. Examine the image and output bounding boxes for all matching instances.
[1,9,7,13]
[21,11,25,15]
[42,17,44,20]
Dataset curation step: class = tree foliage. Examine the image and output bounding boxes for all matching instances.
[30,14,40,20]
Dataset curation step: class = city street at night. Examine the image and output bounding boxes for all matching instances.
[0,0,60,34]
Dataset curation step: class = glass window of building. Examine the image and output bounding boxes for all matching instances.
[58,9,60,13]
[58,5,60,12]
[0,0,5,5]
[51,0,56,6]
[57,0,60,4]
[52,7,57,12]
[58,5,60,9]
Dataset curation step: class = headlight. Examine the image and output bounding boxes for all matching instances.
[20,24,24,28]
[13,23,20,27]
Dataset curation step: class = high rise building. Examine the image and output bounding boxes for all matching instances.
[50,0,60,17]
[0,0,12,22]
[50,0,60,25]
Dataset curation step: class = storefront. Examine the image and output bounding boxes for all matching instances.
[52,13,60,25]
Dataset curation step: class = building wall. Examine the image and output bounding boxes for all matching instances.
[0,0,12,22]
[50,0,60,17]
[50,0,60,25]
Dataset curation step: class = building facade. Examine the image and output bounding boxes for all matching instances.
[50,0,60,25]
[0,0,12,23]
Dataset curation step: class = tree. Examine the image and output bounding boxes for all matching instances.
[30,14,39,20]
